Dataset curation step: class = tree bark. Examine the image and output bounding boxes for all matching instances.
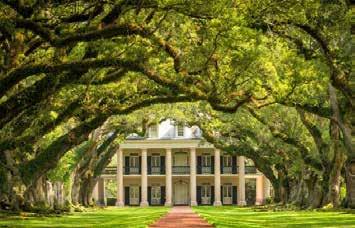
[327,120,345,207]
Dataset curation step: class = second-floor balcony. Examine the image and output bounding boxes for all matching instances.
[201,166,212,174]
[102,165,256,175]
[223,166,233,174]
[197,166,213,174]
[173,166,190,174]
[148,166,165,175]
[126,167,140,174]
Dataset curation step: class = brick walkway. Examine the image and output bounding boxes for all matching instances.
[150,206,213,228]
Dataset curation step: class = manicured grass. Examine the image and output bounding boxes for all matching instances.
[193,206,355,228]
[0,207,169,227]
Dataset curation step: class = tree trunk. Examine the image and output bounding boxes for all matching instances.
[0,150,23,211]
[79,175,97,206]
[277,169,290,204]
[71,173,81,205]
[345,158,355,208]
[272,180,282,203]
[327,120,345,207]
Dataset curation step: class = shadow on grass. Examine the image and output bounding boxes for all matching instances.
[0,207,169,227]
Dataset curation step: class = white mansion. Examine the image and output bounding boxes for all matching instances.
[93,119,271,206]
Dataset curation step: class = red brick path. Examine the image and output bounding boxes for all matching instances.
[150,206,213,228]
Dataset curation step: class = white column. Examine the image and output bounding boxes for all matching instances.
[238,156,246,206]
[116,148,124,206]
[190,147,197,206]
[256,176,264,205]
[140,148,149,206]
[213,148,222,206]
[165,148,172,206]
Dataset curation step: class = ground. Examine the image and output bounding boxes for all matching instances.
[0,207,169,227]
[193,206,355,228]
[0,206,354,227]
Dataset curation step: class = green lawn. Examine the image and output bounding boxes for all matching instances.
[0,207,169,228]
[193,206,355,228]
[1,206,354,228]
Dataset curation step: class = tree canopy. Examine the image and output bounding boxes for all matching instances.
[0,0,352,211]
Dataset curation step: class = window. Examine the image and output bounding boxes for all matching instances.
[202,155,211,167]
[151,155,160,167]
[223,155,232,167]
[149,124,158,138]
[130,156,139,168]
[223,185,232,198]
[177,124,184,137]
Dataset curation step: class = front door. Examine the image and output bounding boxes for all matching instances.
[129,186,139,205]
[201,185,211,205]
[151,186,161,205]
[174,181,188,205]
[223,185,232,205]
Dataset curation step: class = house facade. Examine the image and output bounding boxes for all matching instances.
[93,119,271,206]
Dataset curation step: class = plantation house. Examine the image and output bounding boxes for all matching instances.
[93,120,271,206]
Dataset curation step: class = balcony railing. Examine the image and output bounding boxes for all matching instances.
[129,167,140,174]
[151,167,161,174]
[173,166,190,174]
[222,166,232,174]
[201,167,212,174]
[245,166,257,174]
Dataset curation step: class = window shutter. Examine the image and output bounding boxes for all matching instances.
[124,186,130,205]
[160,156,165,174]
[220,156,224,174]
[232,186,238,204]
[124,156,129,174]
[211,156,215,174]
[148,186,152,205]
[161,186,166,205]
[139,156,142,174]
[197,156,202,174]
[211,186,215,205]
[197,186,202,205]
[232,156,237,174]
[147,156,152,174]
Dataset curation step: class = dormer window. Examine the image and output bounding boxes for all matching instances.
[149,124,158,138]
[177,124,184,137]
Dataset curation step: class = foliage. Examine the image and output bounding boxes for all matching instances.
[0,0,351,211]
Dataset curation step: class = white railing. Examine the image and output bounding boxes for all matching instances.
[201,167,212,174]
[223,167,232,174]
[151,167,161,174]
[173,166,190,174]
[129,167,139,174]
